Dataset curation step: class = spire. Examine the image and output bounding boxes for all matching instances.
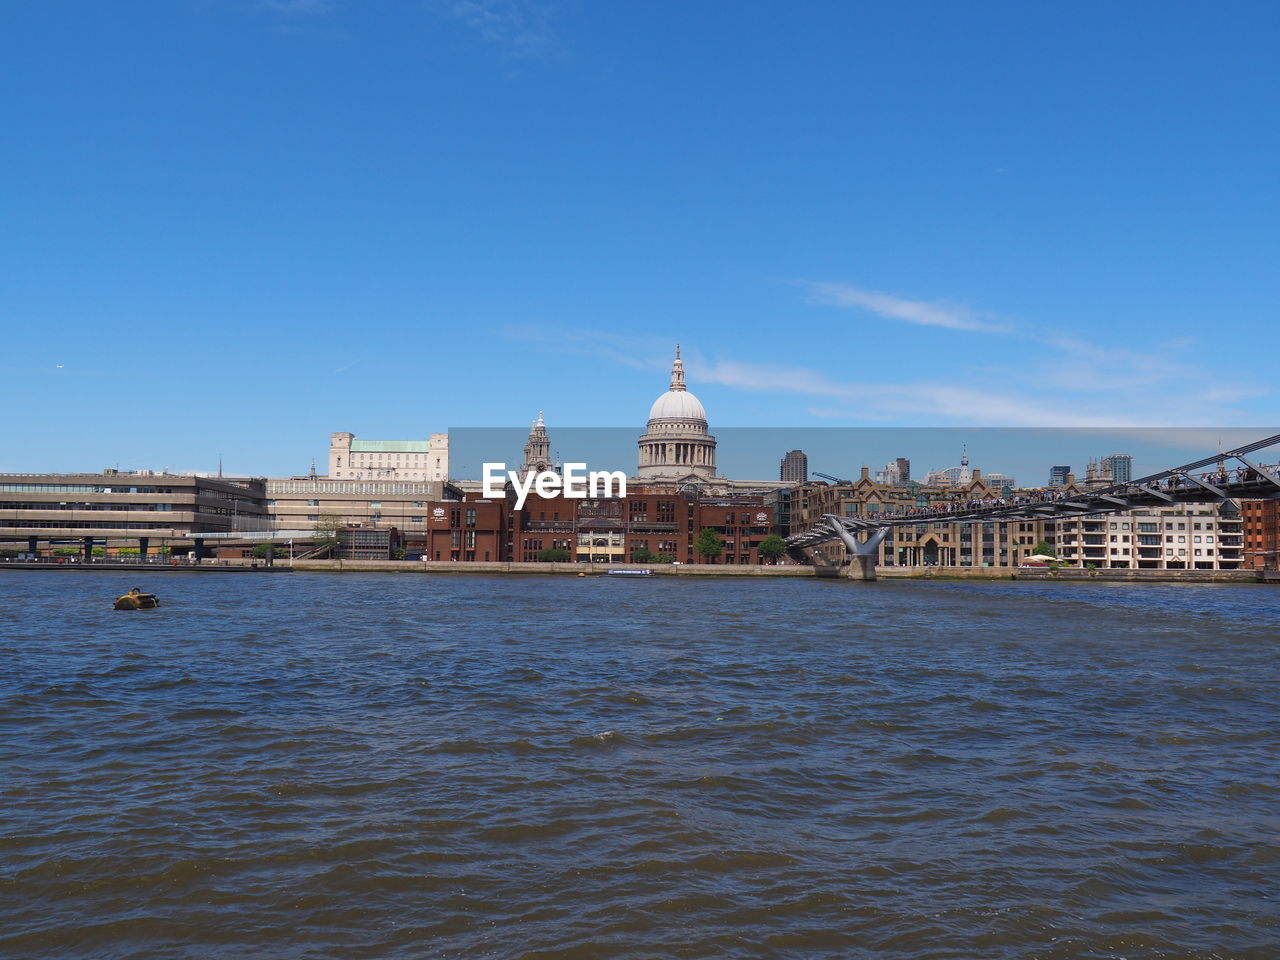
[960,445,968,468]
[536,409,544,427]
[669,345,686,392]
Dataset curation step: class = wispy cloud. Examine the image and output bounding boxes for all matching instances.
[804,281,1011,333]
[430,0,564,59]
[690,358,1124,427]
[501,325,673,371]
[687,343,1266,427]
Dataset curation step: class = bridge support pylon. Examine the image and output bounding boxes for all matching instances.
[828,519,887,582]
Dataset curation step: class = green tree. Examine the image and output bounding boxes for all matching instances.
[312,513,344,554]
[651,553,675,564]
[252,543,277,560]
[694,528,724,563]
[1031,540,1057,558]
[538,548,572,562]
[631,545,654,563]
[757,534,787,564]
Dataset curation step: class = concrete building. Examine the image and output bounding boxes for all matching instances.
[637,347,717,481]
[780,450,808,483]
[329,432,448,481]
[266,478,460,540]
[0,471,269,560]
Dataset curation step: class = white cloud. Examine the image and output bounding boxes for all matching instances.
[804,281,1011,333]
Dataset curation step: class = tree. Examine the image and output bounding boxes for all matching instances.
[694,528,724,563]
[757,534,787,564]
[651,553,675,564]
[631,546,654,563]
[312,513,344,554]
[1031,540,1057,558]
[252,543,277,560]
[538,548,571,562]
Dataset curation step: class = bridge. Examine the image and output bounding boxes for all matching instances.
[785,433,1280,579]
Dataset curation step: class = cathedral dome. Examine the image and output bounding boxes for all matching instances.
[648,389,707,424]
[637,346,717,481]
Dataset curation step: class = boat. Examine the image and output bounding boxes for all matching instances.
[113,588,160,610]
[606,569,652,577]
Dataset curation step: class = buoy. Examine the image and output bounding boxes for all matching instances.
[114,587,159,610]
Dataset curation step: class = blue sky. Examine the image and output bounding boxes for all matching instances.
[2,1,1277,478]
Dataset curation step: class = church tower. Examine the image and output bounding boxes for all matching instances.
[520,411,553,476]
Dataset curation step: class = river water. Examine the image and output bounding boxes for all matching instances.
[1,571,1276,959]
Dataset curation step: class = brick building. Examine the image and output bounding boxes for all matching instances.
[422,495,509,562]
[1242,499,1279,570]
[509,485,776,564]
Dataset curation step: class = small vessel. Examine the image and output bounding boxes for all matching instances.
[113,587,160,610]
[607,569,652,577]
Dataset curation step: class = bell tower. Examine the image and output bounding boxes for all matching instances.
[521,411,552,475]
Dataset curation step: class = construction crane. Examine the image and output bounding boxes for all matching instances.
[811,471,853,485]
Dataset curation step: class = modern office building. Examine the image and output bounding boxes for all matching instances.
[1049,465,1071,487]
[1103,454,1134,484]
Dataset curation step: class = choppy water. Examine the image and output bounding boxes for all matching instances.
[1,571,1277,959]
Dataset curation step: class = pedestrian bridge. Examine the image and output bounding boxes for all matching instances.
[786,433,1280,579]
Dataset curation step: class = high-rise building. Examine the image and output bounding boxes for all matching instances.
[1103,454,1133,484]
[1049,465,1071,487]
[896,457,910,483]
[780,450,808,482]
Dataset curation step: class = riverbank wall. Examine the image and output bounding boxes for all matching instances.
[0,560,1266,583]
[285,560,1263,582]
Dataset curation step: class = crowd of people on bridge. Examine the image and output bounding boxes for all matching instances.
[850,461,1279,525]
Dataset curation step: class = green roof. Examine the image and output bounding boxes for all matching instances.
[350,440,431,453]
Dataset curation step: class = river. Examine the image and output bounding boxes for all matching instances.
[1,571,1276,958]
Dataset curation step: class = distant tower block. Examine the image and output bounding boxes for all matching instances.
[780,450,808,482]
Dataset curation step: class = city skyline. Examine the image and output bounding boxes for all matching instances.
[3,2,1277,476]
